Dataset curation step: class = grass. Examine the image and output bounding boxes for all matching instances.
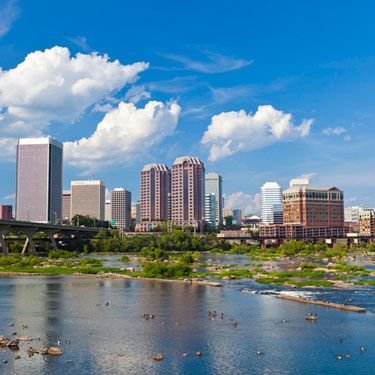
[355,279,375,286]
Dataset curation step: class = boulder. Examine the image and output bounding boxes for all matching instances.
[48,347,63,356]
[152,353,164,361]
[6,339,20,350]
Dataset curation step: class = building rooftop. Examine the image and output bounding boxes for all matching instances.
[18,137,63,148]
[142,163,170,172]
[173,156,203,166]
[71,180,104,186]
[283,185,342,193]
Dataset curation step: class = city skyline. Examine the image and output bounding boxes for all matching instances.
[1,1,375,211]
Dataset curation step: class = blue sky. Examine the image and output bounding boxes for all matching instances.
[1,0,375,212]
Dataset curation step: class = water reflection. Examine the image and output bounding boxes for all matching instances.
[0,276,374,375]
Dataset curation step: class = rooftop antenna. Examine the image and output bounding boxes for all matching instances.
[89,173,95,180]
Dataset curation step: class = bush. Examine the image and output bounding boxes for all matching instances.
[48,250,78,259]
[120,255,131,263]
[0,255,21,266]
[180,252,194,264]
[79,258,103,267]
[142,262,192,278]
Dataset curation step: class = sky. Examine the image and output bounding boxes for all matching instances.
[1,0,375,213]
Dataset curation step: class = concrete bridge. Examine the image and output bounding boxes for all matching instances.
[0,220,100,255]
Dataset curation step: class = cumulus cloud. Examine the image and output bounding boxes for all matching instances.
[0,137,17,161]
[0,46,148,135]
[322,126,346,136]
[64,100,181,170]
[201,105,313,161]
[0,0,19,38]
[224,192,261,214]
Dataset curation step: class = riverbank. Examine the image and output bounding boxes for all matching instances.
[0,271,223,287]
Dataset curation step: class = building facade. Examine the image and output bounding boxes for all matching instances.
[0,205,13,220]
[261,182,283,224]
[105,200,112,222]
[171,156,205,227]
[204,193,216,226]
[62,190,71,223]
[232,209,242,225]
[359,209,375,236]
[71,180,105,221]
[16,137,63,223]
[140,164,171,223]
[111,188,131,230]
[205,173,223,226]
[282,185,344,227]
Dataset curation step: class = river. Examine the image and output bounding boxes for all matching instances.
[0,275,374,374]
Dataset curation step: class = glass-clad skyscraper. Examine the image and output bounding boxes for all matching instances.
[205,173,223,226]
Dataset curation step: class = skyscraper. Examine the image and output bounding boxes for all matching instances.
[261,182,283,224]
[171,156,205,227]
[71,180,105,220]
[111,188,131,230]
[140,164,171,222]
[105,200,112,222]
[204,193,216,226]
[16,137,63,223]
[62,190,71,223]
[205,173,223,226]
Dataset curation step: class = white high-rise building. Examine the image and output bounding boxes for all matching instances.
[261,182,283,224]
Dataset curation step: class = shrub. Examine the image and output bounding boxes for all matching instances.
[48,250,78,259]
[79,258,103,267]
[142,262,192,278]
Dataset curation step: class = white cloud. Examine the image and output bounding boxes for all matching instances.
[201,105,313,161]
[67,36,91,51]
[0,0,19,38]
[64,100,181,170]
[0,46,148,135]
[163,51,251,74]
[0,137,17,161]
[1,193,15,201]
[224,192,261,214]
[322,126,346,136]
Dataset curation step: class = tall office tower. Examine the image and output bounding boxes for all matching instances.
[232,208,242,225]
[16,137,63,223]
[140,164,171,222]
[261,182,283,224]
[282,184,344,227]
[204,193,216,226]
[62,190,71,223]
[111,188,131,230]
[205,173,223,226]
[0,205,13,220]
[105,200,112,222]
[171,156,205,227]
[71,180,105,220]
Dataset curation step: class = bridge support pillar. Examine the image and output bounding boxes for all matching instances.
[22,232,36,255]
[45,230,59,251]
[0,232,9,255]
